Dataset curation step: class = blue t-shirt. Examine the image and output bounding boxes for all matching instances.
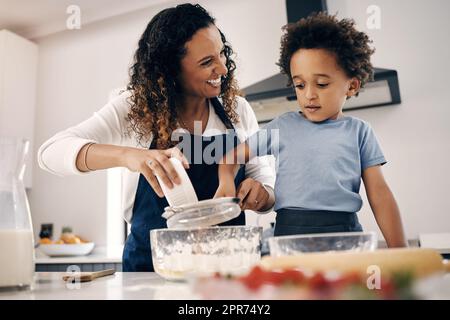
[247,112,386,212]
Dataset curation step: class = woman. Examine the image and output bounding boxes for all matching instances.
[38,3,275,271]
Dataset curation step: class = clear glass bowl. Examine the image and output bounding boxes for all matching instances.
[268,231,377,257]
[150,226,262,280]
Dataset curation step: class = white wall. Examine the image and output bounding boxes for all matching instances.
[29,0,450,245]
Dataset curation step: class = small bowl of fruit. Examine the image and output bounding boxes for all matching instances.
[39,226,95,257]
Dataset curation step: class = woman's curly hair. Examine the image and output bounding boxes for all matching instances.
[126,3,239,149]
[278,12,375,96]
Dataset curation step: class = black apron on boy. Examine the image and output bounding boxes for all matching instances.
[122,98,246,271]
[274,208,363,237]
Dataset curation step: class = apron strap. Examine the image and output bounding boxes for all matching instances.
[210,97,235,130]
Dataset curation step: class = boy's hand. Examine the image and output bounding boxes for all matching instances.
[214,181,236,199]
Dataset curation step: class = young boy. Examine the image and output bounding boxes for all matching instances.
[215,13,407,247]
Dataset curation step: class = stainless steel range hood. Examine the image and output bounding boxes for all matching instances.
[243,0,401,123]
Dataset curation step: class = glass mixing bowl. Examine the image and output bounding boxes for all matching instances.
[150,226,262,280]
[268,231,377,257]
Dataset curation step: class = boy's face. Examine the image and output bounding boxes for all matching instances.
[290,48,360,122]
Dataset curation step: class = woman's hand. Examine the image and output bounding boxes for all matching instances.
[124,146,189,197]
[237,178,270,211]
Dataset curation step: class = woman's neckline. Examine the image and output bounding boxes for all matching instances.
[178,100,213,135]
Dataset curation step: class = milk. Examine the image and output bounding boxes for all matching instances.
[0,229,35,288]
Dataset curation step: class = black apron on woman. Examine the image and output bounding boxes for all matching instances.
[122,98,246,271]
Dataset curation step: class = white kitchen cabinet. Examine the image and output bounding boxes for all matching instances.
[0,29,38,188]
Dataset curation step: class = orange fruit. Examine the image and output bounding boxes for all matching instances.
[39,237,52,245]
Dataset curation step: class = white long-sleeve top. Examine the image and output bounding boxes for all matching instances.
[37,91,276,223]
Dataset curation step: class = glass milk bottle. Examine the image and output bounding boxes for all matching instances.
[0,137,35,289]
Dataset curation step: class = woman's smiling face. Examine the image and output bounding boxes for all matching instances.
[178,24,228,99]
[290,48,360,122]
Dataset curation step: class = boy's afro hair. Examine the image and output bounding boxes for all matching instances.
[278,12,375,95]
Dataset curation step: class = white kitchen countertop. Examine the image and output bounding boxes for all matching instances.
[35,245,123,264]
[0,272,450,300]
[1,271,449,300]
[0,272,200,300]
[419,233,450,254]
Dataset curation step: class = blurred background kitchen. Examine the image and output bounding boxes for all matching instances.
[1,0,449,269]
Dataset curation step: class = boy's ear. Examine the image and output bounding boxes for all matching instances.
[347,78,361,98]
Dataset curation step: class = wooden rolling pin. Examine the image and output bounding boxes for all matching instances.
[261,248,450,278]
[62,269,116,282]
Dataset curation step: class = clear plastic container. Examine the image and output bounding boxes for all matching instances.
[162,197,241,229]
[268,231,377,257]
[150,226,263,280]
[0,137,35,289]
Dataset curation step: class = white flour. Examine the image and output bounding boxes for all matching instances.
[153,234,261,279]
